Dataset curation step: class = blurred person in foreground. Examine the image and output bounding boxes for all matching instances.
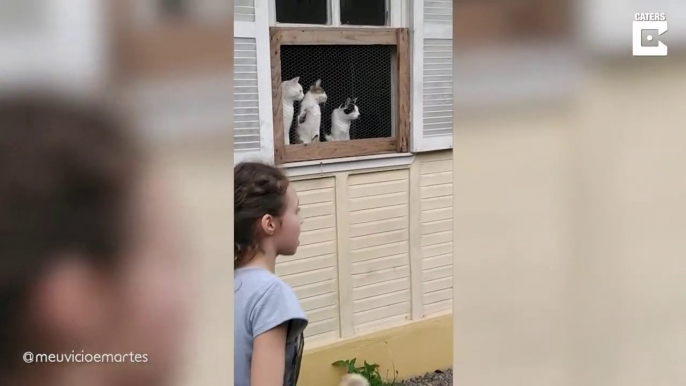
[0,93,191,386]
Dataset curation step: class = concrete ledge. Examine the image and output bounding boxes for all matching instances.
[299,313,453,386]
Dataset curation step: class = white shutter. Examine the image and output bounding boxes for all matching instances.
[234,0,274,164]
[411,0,453,153]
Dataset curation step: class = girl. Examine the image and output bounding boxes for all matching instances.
[0,94,191,385]
[234,162,308,386]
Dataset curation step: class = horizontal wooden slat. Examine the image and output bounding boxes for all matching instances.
[281,266,337,288]
[348,169,408,186]
[351,254,409,275]
[349,216,407,238]
[276,254,336,276]
[305,318,339,337]
[424,254,453,270]
[422,218,453,235]
[352,265,410,288]
[282,138,397,164]
[422,230,453,247]
[351,241,409,262]
[300,292,338,312]
[274,28,398,45]
[353,301,410,325]
[424,288,452,305]
[424,276,452,294]
[350,229,408,251]
[423,265,453,282]
[353,290,411,313]
[297,188,335,205]
[352,277,410,301]
[299,228,337,246]
[423,299,452,316]
[421,196,453,211]
[349,204,407,225]
[293,280,337,299]
[349,180,407,199]
[292,177,335,191]
[423,242,453,259]
[301,214,336,232]
[349,192,408,212]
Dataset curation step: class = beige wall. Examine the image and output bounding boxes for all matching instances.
[277,152,455,347]
[453,61,686,386]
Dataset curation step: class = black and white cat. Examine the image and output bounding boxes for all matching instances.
[325,98,359,142]
[281,76,304,145]
[296,79,327,144]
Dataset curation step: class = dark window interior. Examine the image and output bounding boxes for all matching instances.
[159,0,187,16]
[276,0,328,25]
[281,45,394,144]
[340,0,387,26]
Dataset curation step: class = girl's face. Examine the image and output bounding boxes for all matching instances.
[273,186,302,256]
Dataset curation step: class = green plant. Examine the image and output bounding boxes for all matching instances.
[332,358,398,386]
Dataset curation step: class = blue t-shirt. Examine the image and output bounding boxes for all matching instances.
[234,267,308,386]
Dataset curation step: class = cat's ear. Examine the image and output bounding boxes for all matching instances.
[315,79,321,87]
[345,97,351,105]
[352,97,358,104]
[292,76,300,83]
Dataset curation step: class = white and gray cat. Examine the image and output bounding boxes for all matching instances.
[296,79,327,144]
[281,76,304,145]
[325,98,360,142]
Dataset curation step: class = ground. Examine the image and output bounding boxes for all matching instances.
[395,369,452,386]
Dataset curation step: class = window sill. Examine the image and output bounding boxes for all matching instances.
[284,152,415,177]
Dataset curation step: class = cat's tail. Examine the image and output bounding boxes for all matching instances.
[339,374,370,386]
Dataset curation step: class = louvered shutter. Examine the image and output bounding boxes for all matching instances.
[411,0,453,152]
[234,0,274,164]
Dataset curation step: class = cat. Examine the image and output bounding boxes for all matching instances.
[281,76,304,145]
[295,79,327,144]
[339,374,370,386]
[325,97,359,142]
[296,104,321,144]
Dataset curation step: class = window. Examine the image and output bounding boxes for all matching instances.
[275,0,328,25]
[274,0,389,27]
[159,0,187,17]
[271,28,409,164]
[340,0,387,26]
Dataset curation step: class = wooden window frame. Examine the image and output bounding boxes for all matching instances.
[270,27,410,165]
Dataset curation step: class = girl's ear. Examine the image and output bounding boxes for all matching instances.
[259,214,277,236]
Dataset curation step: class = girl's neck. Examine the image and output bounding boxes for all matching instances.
[239,251,276,273]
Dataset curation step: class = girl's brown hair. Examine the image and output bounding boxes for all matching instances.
[0,94,140,371]
[234,162,290,265]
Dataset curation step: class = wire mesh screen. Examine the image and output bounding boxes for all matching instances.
[281,45,394,145]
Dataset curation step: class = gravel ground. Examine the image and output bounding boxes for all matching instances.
[396,369,452,386]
